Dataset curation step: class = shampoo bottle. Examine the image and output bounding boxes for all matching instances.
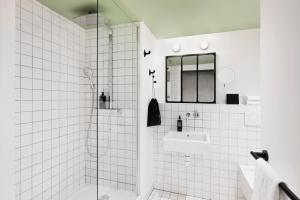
[177,116,182,132]
[99,92,106,109]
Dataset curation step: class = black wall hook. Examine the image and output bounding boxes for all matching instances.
[149,69,155,76]
[152,75,157,83]
[144,50,151,57]
[250,150,269,161]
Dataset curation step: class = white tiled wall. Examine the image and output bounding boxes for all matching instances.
[153,103,261,200]
[84,23,139,192]
[15,0,87,199]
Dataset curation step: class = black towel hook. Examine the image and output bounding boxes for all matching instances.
[149,69,157,98]
[149,69,155,76]
[144,50,151,57]
[250,150,269,161]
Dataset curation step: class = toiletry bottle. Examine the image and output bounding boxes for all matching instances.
[100,92,106,109]
[177,116,182,132]
[106,95,110,109]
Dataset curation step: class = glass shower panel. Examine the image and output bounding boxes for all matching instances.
[16,0,139,199]
[96,0,139,199]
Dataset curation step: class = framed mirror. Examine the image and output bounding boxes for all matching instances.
[166,53,216,103]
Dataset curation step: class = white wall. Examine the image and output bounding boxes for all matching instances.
[0,0,15,199]
[138,22,157,199]
[155,29,260,104]
[137,26,260,199]
[261,0,300,196]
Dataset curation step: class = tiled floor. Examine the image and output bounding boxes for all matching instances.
[148,190,205,200]
[69,185,137,200]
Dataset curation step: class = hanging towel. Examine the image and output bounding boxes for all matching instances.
[252,159,281,200]
[147,98,161,127]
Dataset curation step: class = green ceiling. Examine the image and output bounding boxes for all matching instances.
[38,0,260,38]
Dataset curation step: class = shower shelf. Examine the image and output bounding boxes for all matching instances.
[98,108,121,111]
[98,108,123,116]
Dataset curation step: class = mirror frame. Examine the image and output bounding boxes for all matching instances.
[165,52,216,104]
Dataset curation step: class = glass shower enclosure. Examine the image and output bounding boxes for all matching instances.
[92,0,139,199]
[15,0,139,199]
[66,0,139,198]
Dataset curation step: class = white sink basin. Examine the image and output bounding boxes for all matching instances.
[163,131,211,154]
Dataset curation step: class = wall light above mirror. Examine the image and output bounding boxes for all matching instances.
[200,41,209,50]
[172,44,181,53]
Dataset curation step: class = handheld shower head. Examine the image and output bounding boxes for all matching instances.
[83,67,93,79]
[82,67,94,89]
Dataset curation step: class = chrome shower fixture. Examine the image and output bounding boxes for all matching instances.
[82,67,95,89]
[73,12,109,28]
[83,67,93,80]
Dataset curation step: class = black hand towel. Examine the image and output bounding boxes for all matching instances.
[147,98,161,127]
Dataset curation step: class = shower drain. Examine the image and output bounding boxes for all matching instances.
[98,194,110,200]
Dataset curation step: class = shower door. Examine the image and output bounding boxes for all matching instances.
[95,1,140,199]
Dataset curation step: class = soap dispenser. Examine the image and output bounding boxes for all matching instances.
[106,95,110,109]
[177,115,182,132]
[99,92,106,109]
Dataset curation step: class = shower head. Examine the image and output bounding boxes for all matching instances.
[83,67,93,80]
[73,12,109,28]
[83,67,95,89]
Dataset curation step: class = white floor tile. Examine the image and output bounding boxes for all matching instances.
[148,189,206,200]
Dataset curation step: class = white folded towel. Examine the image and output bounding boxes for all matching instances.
[246,96,261,105]
[246,96,261,101]
[247,101,261,105]
[252,159,281,200]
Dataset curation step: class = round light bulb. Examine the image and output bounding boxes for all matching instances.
[172,44,181,52]
[200,41,209,50]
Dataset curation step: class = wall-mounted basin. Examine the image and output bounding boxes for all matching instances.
[163,131,210,154]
